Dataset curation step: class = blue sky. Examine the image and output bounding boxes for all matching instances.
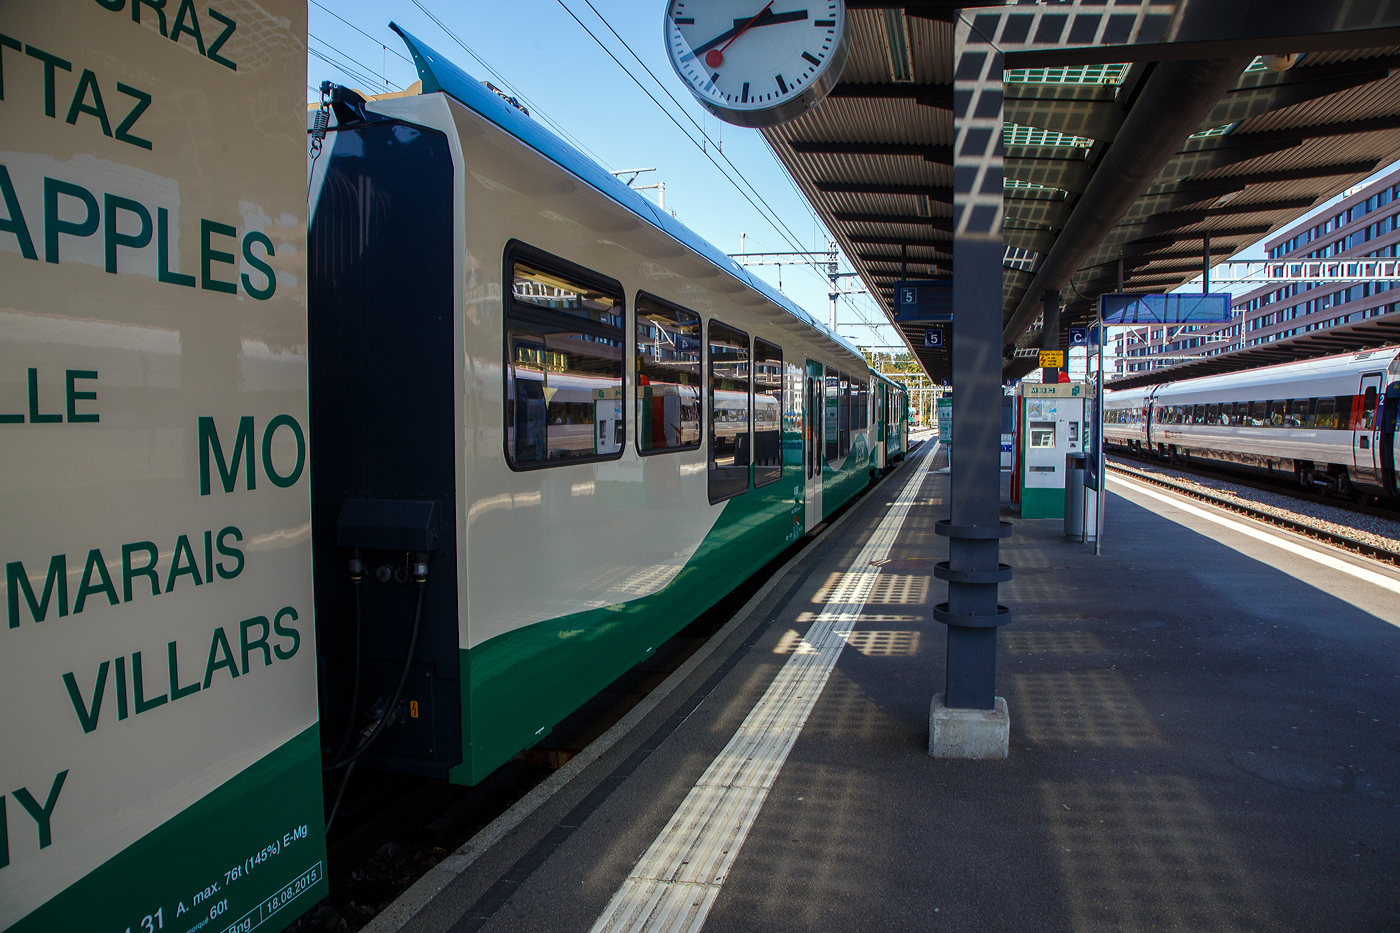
[306,3,1398,366]
[306,0,902,353]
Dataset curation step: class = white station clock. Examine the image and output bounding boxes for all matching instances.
[665,0,850,128]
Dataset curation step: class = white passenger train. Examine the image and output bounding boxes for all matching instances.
[1104,347,1400,498]
[306,28,910,785]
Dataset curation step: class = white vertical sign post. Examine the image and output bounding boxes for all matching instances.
[0,3,326,931]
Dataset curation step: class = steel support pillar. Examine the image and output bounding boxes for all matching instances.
[1040,290,1061,383]
[933,21,1011,715]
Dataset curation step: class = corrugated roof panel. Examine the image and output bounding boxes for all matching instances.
[779,97,952,145]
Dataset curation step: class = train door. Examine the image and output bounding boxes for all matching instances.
[1353,372,1384,485]
[805,359,823,527]
[876,383,887,470]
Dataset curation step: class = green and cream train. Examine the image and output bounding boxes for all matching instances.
[307,28,910,785]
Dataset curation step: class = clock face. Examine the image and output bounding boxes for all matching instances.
[665,0,849,128]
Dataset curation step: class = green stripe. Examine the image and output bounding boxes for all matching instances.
[450,441,875,784]
[9,725,327,933]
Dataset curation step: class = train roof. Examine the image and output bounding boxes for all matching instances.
[1106,345,1400,398]
[387,24,867,365]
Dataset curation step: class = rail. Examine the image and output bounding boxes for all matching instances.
[1106,460,1400,567]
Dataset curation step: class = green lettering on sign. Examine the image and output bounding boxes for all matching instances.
[12,771,68,850]
[200,218,236,294]
[6,555,68,628]
[43,178,99,264]
[199,416,255,495]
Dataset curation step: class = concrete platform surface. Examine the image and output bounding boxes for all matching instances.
[394,447,1399,933]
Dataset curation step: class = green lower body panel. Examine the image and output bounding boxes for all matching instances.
[450,451,875,785]
[9,725,328,933]
[1021,486,1064,519]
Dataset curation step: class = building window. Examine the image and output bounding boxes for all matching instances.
[505,244,625,469]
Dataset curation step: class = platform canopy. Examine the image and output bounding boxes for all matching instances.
[759,1,1400,382]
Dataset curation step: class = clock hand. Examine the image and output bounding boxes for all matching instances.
[689,8,807,57]
[693,1,773,65]
[718,1,776,54]
[735,9,809,29]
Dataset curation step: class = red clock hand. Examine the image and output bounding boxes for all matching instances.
[705,1,775,69]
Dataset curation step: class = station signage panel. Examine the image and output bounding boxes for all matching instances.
[1038,350,1065,368]
[0,3,325,931]
[1101,292,1234,325]
[892,280,953,322]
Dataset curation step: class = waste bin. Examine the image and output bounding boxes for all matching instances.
[1064,453,1097,542]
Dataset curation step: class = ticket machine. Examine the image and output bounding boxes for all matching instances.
[1018,382,1089,519]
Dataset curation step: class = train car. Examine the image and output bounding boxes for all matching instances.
[306,28,889,786]
[870,372,909,471]
[1105,347,1400,498]
[1103,385,1152,454]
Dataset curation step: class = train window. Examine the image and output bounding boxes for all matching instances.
[708,320,751,503]
[1206,404,1220,424]
[635,294,702,455]
[856,378,869,431]
[1314,397,1337,429]
[1270,400,1285,426]
[1362,386,1379,429]
[1173,406,1184,425]
[1336,394,1353,429]
[839,372,852,457]
[1288,399,1308,427]
[1193,404,1205,424]
[753,339,783,487]
[1250,401,1267,426]
[825,367,840,463]
[505,246,625,469]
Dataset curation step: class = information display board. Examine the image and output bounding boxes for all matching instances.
[0,3,325,931]
[1100,292,1234,325]
[892,280,953,322]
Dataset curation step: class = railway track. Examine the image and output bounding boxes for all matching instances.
[1106,460,1400,567]
[1107,451,1400,522]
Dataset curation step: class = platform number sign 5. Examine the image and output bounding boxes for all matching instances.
[925,328,944,348]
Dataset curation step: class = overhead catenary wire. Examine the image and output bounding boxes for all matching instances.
[310,0,416,69]
[562,0,900,342]
[309,33,399,94]
[569,0,830,266]
[550,0,818,265]
[408,0,617,171]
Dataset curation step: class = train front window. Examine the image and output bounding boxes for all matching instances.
[753,339,783,487]
[635,294,702,454]
[708,320,751,502]
[505,248,624,468]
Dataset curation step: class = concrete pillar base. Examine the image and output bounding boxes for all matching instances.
[928,693,1009,759]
